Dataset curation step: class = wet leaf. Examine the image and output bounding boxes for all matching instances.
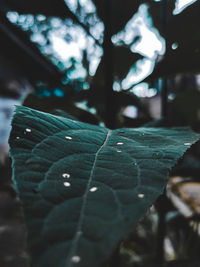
[9,106,200,267]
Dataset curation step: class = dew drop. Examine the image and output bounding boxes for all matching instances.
[90,187,98,192]
[64,182,71,187]
[117,142,123,145]
[62,173,70,179]
[138,193,144,198]
[184,143,191,146]
[65,136,72,140]
[25,128,31,133]
[71,256,81,263]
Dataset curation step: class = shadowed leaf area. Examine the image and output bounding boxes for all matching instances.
[8,106,200,267]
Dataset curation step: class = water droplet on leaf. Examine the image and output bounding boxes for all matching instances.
[90,187,98,192]
[64,182,71,187]
[24,128,32,135]
[184,143,191,146]
[138,194,144,198]
[62,173,70,178]
[65,136,72,140]
[71,256,81,263]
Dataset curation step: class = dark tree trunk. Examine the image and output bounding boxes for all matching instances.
[103,0,116,129]
[161,0,168,120]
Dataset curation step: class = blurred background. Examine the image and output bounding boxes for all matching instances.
[1,0,200,266]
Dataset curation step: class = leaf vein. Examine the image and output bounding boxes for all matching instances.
[65,129,111,266]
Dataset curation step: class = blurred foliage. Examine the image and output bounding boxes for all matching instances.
[147,0,200,79]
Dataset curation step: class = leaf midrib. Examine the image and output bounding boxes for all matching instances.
[65,129,111,266]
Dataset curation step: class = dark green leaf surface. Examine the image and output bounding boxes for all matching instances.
[9,106,200,267]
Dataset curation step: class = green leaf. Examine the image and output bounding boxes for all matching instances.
[9,106,200,267]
